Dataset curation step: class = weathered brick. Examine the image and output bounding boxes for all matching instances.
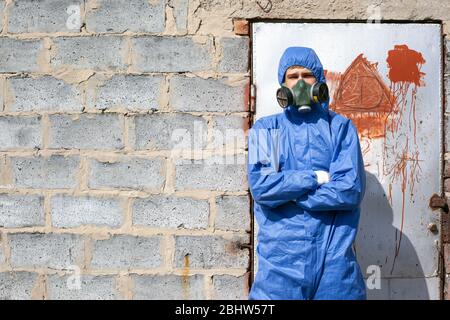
[132,274,204,300]
[132,36,212,72]
[86,0,165,33]
[218,37,249,73]
[211,115,248,149]
[10,155,79,189]
[175,156,247,191]
[91,235,162,269]
[47,274,118,300]
[445,159,450,178]
[89,157,165,190]
[174,235,249,269]
[215,195,250,232]
[212,273,249,299]
[445,178,450,193]
[0,193,45,228]
[86,74,164,111]
[233,19,249,36]
[132,113,207,150]
[7,0,83,33]
[51,195,124,228]
[49,114,124,150]
[7,76,82,112]
[169,76,247,112]
[132,196,209,229]
[9,233,84,269]
[51,36,127,71]
[0,272,38,300]
[0,116,42,150]
[0,38,43,73]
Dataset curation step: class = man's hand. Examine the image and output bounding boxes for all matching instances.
[314,170,330,186]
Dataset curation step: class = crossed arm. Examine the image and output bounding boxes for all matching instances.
[247,119,365,211]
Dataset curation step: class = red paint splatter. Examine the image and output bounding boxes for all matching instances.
[384,45,425,274]
[386,44,426,86]
[325,46,426,275]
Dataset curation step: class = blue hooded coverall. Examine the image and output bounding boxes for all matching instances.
[248,47,367,300]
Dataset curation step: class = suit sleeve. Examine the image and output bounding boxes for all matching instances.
[247,121,319,209]
[295,119,366,211]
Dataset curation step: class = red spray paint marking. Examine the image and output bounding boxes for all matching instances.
[325,47,426,275]
[385,45,425,274]
[327,54,395,139]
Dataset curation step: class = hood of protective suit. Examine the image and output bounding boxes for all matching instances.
[277,46,329,114]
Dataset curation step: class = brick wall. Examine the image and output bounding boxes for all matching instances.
[0,0,449,300]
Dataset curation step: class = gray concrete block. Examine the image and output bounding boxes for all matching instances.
[0,38,43,72]
[446,115,450,152]
[0,115,42,150]
[169,0,189,32]
[7,0,83,33]
[174,235,250,269]
[7,76,82,112]
[446,39,450,75]
[132,113,207,150]
[175,156,248,191]
[132,195,209,229]
[51,36,126,71]
[0,1,4,33]
[9,233,85,269]
[0,193,45,227]
[169,76,248,112]
[0,272,38,300]
[51,194,124,228]
[215,195,250,232]
[132,36,212,72]
[445,75,450,113]
[87,74,164,111]
[212,273,249,299]
[86,0,165,33]
[47,274,118,300]
[132,274,204,299]
[91,235,162,269]
[89,157,165,190]
[10,155,80,189]
[218,37,249,73]
[49,114,124,150]
[211,115,248,149]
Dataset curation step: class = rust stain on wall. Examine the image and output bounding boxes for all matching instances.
[182,254,190,299]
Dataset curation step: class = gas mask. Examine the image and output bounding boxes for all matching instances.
[276,79,329,113]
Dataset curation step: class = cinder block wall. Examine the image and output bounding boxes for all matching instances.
[0,0,251,300]
[0,0,449,300]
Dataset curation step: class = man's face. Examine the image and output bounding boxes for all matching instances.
[284,66,317,88]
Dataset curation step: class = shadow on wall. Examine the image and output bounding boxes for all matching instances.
[355,171,429,300]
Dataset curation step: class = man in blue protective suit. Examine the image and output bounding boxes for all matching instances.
[248,46,367,300]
